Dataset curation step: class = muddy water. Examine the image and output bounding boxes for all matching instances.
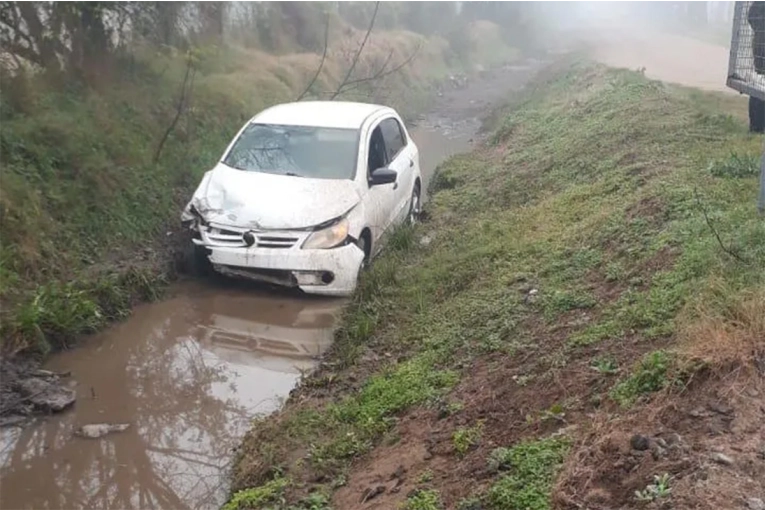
[0,282,344,509]
[0,59,544,510]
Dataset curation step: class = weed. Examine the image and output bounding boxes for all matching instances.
[590,356,620,375]
[456,496,484,510]
[487,447,513,473]
[635,473,672,502]
[388,223,417,253]
[404,489,443,510]
[291,491,332,510]
[223,477,289,510]
[540,403,566,423]
[418,469,434,484]
[707,152,759,178]
[487,438,570,510]
[453,421,485,457]
[543,290,597,320]
[610,350,672,407]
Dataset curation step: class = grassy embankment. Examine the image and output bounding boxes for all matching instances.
[229,61,764,509]
[0,21,518,356]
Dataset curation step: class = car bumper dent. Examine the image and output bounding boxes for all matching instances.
[205,242,364,296]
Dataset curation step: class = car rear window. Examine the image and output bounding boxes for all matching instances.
[223,123,359,180]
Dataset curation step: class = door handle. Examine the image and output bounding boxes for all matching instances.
[409,159,414,168]
[393,182,398,190]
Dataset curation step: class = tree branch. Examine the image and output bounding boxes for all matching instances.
[336,42,422,97]
[330,0,379,100]
[694,186,748,264]
[153,54,195,164]
[296,13,330,101]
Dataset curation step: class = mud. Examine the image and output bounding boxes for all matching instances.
[0,57,548,509]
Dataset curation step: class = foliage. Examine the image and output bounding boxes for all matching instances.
[610,351,672,407]
[487,438,570,510]
[404,489,443,510]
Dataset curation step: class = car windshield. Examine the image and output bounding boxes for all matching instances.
[223,123,358,180]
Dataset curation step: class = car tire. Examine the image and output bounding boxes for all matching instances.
[750,96,765,133]
[182,241,212,277]
[357,233,371,271]
[408,183,421,225]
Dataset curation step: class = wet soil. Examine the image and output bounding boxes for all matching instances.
[0,57,548,509]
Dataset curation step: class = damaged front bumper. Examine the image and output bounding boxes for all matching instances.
[190,222,364,296]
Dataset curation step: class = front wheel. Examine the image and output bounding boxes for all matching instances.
[356,233,371,271]
[408,184,421,225]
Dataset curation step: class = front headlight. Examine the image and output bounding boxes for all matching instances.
[302,218,350,249]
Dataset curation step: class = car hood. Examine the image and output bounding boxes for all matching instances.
[184,164,361,230]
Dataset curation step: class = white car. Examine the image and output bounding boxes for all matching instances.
[181,101,422,296]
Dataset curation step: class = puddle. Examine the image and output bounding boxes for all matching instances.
[0,282,344,510]
[0,58,545,510]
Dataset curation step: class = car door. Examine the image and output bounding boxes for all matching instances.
[364,122,395,247]
[379,117,414,226]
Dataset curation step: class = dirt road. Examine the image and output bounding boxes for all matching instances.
[585,29,733,93]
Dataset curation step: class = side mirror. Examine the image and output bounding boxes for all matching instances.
[370,167,397,186]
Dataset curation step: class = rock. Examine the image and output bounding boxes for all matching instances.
[419,235,433,247]
[666,433,683,446]
[630,434,650,451]
[708,402,734,415]
[710,452,734,466]
[17,377,75,412]
[747,498,765,510]
[360,485,386,503]
[75,423,131,439]
[689,407,710,418]
[391,465,405,480]
[650,443,667,460]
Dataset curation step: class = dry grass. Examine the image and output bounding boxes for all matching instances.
[678,283,765,371]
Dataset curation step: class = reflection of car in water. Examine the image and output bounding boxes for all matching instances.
[194,293,343,374]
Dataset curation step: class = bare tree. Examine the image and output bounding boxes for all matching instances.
[154,54,197,164]
[296,13,330,102]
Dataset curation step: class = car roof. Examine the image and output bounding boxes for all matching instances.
[251,101,392,129]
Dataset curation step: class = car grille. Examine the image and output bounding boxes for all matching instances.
[205,227,299,249]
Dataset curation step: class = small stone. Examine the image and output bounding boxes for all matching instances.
[747,498,765,510]
[689,407,709,418]
[655,437,668,448]
[666,433,682,446]
[630,434,650,451]
[710,452,734,466]
[419,235,433,247]
[650,443,667,460]
[423,451,433,460]
[708,402,734,415]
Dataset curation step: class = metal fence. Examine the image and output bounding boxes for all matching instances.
[727,1,765,213]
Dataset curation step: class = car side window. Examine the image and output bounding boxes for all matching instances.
[367,125,388,178]
[380,118,407,162]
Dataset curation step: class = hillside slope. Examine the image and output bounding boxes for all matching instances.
[229,61,765,510]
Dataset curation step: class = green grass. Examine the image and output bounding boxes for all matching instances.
[231,61,765,507]
[223,478,290,510]
[486,438,570,510]
[610,350,673,407]
[453,421,484,457]
[404,489,443,510]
